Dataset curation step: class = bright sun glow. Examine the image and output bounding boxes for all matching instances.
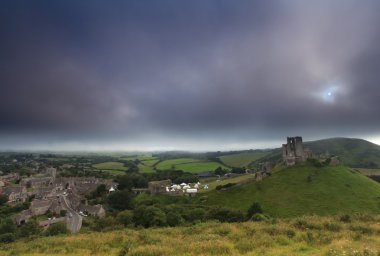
[313,79,346,104]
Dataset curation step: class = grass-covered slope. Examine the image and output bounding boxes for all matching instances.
[305,138,380,168]
[201,164,380,217]
[2,216,380,256]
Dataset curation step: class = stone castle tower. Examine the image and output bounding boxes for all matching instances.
[282,136,309,166]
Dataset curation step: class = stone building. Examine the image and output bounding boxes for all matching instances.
[77,204,106,218]
[30,199,62,216]
[282,136,314,166]
[2,186,27,203]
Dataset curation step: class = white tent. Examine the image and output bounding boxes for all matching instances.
[186,188,197,194]
[180,183,187,186]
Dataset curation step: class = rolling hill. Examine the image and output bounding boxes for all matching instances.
[200,163,380,217]
[220,137,380,169]
[305,137,380,168]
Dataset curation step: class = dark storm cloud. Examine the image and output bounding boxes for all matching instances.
[1,0,380,150]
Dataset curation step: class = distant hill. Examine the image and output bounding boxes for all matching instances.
[305,138,380,168]
[201,164,380,217]
[225,137,380,169]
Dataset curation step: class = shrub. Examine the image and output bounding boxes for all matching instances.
[207,207,245,222]
[247,202,263,219]
[133,206,167,228]
[18,219,43,238]
[251,213,270,222]
[166,211,184,227]
[0,233,15,243]
[215,183,236,191]
[93,216,119,231]
[44,222,69,236]
[349,225,375,235]
[183,208,206,223]
[339,214,351,223]
[116,210,134,227]
[324,222,342,232]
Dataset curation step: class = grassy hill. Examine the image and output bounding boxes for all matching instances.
[238,138,380,169]
[2,216,380,256]
[200,164,380,217]
[305,138,380,168]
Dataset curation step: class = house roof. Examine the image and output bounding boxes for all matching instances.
[2,186,24,195]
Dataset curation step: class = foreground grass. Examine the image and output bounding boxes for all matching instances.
[1,216,380,256]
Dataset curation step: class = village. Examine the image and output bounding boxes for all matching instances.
[0,136,340,234]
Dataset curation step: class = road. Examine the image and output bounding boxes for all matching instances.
[60,195,82,233]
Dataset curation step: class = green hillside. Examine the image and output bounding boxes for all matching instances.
[243,138,380,169]
[305,138,380,168]
[201,164,380,217]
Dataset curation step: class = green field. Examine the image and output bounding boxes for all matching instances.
[156,158,199,169]
[156,158,230,173]
[2,216,380,256]
[93,161,128,171]
[219,151,269,168]
[200,164,380,217]
[138,159,160,173]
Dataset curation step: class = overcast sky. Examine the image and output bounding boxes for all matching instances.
[1,0,380,151]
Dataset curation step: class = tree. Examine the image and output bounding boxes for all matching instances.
[0,195,7,206]
[247,202,263,219]
[214,167,226,176]
[107,190,134,210]
[115,176,134,191]
[133,206,167,227]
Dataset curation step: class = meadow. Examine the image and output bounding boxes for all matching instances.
[137,159,160,173]
[1,215,380,256]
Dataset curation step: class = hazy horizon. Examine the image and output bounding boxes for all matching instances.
[1,1,380,151]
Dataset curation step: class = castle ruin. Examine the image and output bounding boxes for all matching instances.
[282,136,313,166]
